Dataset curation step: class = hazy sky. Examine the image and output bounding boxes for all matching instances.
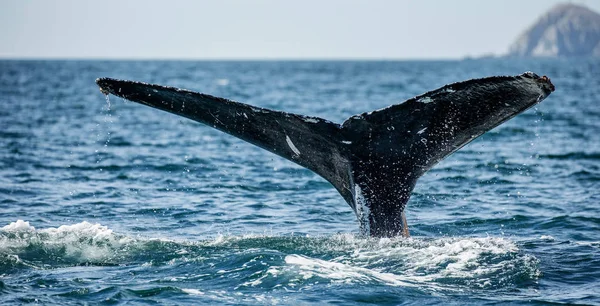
[2,0,599,59]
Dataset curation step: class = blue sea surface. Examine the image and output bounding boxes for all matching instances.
[0,59,599,304]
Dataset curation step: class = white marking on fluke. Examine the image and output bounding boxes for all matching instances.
[417,127,427,135]
[418,97,434,103]
[536,94,544,102]
[285,135,301,156]
[250,107,269,114]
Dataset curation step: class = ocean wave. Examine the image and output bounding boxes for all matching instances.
[539,152,600,160]
[237,235,538,291]
[0,220,540,293]
[0,220,134,268]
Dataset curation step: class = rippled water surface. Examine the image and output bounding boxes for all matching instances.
[1,60,599,304]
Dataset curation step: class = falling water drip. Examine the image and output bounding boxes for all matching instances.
[105,94,111,111]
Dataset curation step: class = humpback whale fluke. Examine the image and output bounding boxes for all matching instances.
[96,72,555,237]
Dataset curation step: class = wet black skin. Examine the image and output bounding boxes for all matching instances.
[96,72,554,237]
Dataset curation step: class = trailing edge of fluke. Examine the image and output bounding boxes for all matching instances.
[96,72,555,237]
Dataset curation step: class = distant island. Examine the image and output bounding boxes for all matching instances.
[508,3,600,57]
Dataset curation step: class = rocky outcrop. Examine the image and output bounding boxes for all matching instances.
[508,3,600,57]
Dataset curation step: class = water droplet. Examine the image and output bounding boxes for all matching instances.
[105,95,111,110]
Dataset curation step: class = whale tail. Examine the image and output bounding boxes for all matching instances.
[96,73,554,237]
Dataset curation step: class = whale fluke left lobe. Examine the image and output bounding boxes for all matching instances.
[95,77,356,207]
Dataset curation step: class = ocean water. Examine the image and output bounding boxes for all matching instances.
[0,59,599,305]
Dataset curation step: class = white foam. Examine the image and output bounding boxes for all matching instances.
[0,220,133,263]
[182,288,205,295]
[204,232,274,247]
[44,221,115,239]
[2,220,35,231]
[353,237,525,285]
[285,254,414,287]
